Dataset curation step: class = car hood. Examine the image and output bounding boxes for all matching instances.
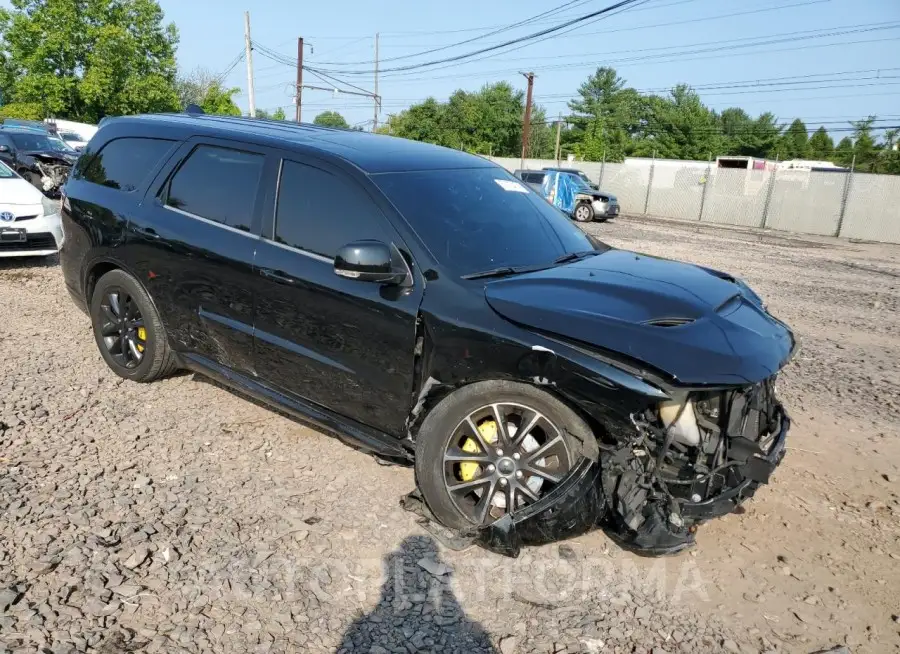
[0,177,44,206]
[22,149,77,165]
[484,250,795,385]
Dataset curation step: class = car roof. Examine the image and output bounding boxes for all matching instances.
[543,166,584,173]
[104,114,496,175]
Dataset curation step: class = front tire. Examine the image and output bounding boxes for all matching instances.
[574,202,594,223]
[414,380,591,531]
[89,269,178,383]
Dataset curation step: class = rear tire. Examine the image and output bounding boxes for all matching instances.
[89,269,178,383]
[574,202,594,223]
[414,380,592,531]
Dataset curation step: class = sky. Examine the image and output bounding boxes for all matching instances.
[13,0,900,133]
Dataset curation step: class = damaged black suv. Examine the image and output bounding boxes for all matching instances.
[60,114,795,556]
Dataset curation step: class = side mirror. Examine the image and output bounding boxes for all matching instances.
[0,145,9,153]
[334,240,409,285]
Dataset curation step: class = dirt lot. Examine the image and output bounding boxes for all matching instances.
[1,217,898,654]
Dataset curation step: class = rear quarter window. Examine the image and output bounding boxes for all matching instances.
[75,137,175,192]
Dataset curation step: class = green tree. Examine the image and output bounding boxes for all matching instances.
[834,137,855,167]
[254,107,287,120]
[878,128,900,175]
[773,119,809,159]
[314,110,349,128]
[717,108,781,158]
[200,83,240,116]
[381,82,528,156]
[636,85,722,160]
[807,126,834,160]
[0,0,180,121]
[567,67,640,161]
[850,116,879,172]
[176,67,218,110]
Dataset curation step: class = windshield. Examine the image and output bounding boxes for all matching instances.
[9,132,56,151]
[577,172,593,185]
[49,136,76,153]
[0,161,15,178]
[373,167,596,276]
[60,132,82,143]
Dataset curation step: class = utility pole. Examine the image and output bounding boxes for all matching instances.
[554,113,562,166]
[295,37,304,122]
[244,12,256,117]
[373,33,380,131]
[520,72,534,170]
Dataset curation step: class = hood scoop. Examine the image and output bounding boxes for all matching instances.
[644,317,695,327]
[484,250,795,384]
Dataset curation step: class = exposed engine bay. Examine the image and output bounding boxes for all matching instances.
[33,156,71,197]
[603,377,787,554]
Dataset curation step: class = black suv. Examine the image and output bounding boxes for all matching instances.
[61,115,795,556]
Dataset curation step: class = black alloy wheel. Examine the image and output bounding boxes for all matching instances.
[98,288,146,369]
[89,269,178,383]
[442,402,574,526]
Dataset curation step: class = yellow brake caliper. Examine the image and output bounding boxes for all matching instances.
[136,327,147,352]
[459,419,498,482]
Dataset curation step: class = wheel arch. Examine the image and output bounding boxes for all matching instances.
[83,258,170,345]
[410,377,606,463]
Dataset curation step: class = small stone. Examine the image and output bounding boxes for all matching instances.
[635,605,651,619]
[417,558,451,576]
[159,545,179,564]
[892,614,900,624]
[722,640,740,654]
[609,627,625,639]
[804,596,820,605]
[0,587,19,611]
[499,635,518,654]
[122,546,149,569]
[133,476,151,488]
[867,500,886,510]
[110,584,142,598]
[252,550,274,567]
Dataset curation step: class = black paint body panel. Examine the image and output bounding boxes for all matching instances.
[60,113,795,464]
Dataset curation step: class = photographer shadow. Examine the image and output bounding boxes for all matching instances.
[336,535,497,653]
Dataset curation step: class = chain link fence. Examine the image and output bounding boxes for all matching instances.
[490,156,900,245]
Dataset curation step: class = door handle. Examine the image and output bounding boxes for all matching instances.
[260,268,296,284]
[134,226,161,240]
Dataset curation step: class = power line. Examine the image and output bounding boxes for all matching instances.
[305,0,650,76]
[376,32,900,84]
[311,0,598,66]
[368,0,825,49]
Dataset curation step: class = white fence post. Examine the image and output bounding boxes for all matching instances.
[760,156,779,229]
[835,154,856,238]
[698,152,712,221]
[643,151,656,215]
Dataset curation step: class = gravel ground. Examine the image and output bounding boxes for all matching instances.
[1,216,898,654]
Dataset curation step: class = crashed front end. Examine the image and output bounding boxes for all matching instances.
[466,377,789,557]
[407,251,796,557]
[32,155,71,196]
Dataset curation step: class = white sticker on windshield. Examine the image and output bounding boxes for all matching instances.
[494,179,529,193]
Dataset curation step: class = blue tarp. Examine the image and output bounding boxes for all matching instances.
[540,170,581,215]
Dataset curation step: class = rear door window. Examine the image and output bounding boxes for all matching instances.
[166,145,264,232]
[273,159,389,257]
[77,137,175,192]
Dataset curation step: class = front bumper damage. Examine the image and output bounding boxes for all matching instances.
[404,381,789,558]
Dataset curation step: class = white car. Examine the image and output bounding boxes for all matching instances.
[0,160,63,257]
